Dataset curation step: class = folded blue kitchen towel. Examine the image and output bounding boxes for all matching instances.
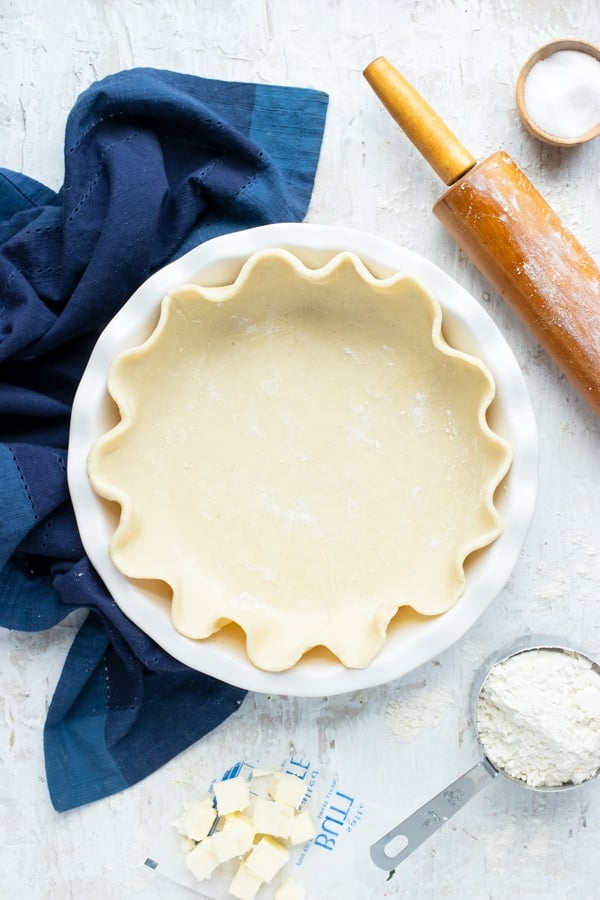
[0,67,328,812]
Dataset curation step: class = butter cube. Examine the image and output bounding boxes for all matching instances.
[253,798,294,839]
[222,811,255,836]
[180,837,196,853]
[250,767,275,780]
[185,837,220,881]
[245,835,290,883]
[212,813,254,861]
[213,775,250,816]
[175,793,216,841]
[289,808,317,846]
[268,772,306,809]
[229,862,264,900]
[274,878,306,900]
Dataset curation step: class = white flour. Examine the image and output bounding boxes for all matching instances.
[476,648,600,787]
[386,684,453,743]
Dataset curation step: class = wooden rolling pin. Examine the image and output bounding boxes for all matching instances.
[363,56,600,416]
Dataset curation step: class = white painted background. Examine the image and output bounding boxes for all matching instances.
[1,2,599,898]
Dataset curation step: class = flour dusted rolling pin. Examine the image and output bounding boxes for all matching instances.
[363,56,600,415]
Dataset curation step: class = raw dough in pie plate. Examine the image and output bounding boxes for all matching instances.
[69,224,538,694]
[87,246,512,672]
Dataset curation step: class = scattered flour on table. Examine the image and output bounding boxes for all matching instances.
[483,818,548,874]
[386,684,454,742]
[476,648,600,787]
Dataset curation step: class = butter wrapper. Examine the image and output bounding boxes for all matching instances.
[145,754,402,899]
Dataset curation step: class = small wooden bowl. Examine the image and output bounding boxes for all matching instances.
[516,39,600,147]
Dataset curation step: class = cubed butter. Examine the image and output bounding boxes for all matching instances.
[268,772,306,809]
[184,837,220,881]
[180,837,196,853]
[274,877,306,900]
[211,814,254,862]
[289,808,317,846]
[175,793,216,841]
[253,798,294,839]
[213,775,250,816]
[229,862,264,900]
[250,767,275,780]
[245,835,290,883]
[221,811,255,836]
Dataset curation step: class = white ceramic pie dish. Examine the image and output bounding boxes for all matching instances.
[68,223,538,696]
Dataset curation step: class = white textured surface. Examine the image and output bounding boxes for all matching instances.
[1,2,599,899]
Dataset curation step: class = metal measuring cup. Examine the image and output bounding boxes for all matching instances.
[370,635,600,871]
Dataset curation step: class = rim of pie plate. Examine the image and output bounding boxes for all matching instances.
[68,223,538,697]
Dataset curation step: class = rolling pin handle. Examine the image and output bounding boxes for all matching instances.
[363,56,477,186]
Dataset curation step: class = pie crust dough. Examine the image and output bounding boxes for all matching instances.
[87,249,513,672]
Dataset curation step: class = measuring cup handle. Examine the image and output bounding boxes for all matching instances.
[370,759,498,871]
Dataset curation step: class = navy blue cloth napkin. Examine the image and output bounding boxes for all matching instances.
[0,67,328,812]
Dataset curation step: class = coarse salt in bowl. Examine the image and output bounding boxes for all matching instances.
[516,40,600,147]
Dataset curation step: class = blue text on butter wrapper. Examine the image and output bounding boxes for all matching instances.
[314,789,355,851]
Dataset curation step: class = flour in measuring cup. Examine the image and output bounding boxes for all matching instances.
[476,647,600,788]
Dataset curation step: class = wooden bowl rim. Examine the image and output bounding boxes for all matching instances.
[515,39,600,146]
